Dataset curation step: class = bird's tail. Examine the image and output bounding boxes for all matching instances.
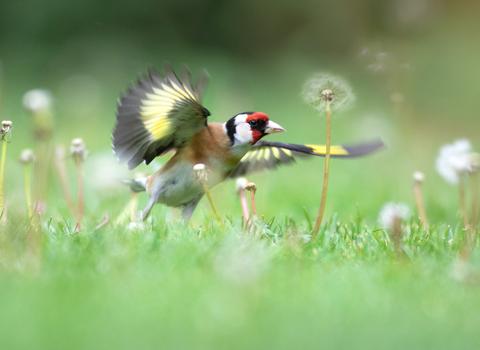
[121,177,148,193]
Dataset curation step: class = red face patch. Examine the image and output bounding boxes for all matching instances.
[246,112,269,144]
[251,130,263,144]
[246,112,268,123]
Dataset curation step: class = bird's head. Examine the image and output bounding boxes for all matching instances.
[224,112,285,147]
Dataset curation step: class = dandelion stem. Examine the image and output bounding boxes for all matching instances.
[0,131,8,214]
[130,192,139,221]
[459,176,468,230]
[76,159,83,231]
[250,191,258,218]
[200,181,223,226]
[468,172,479,252]
[54,146,77,218]
[413,182,428,229]
[391,217,404,261]
[312,99,331,240]
[239,189,249,223]
[25,163,32,217]
[470,172,479,228]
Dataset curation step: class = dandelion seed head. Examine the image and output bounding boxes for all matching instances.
[194,163,207,182]
[19,149,35,164]
[379,202,411,230]
[321,89,333,101]
[436,139,473,184]
[70,138,88,160]
[235,178,248,193]
[1,120,12,134]
[302,73,355,113]
[470,153,480,173]
[413,171,425,183]
[22,89,52,113]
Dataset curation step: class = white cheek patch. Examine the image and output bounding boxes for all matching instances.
[234,123,253,144]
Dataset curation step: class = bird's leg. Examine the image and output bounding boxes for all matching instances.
[182,196,203,222]
[141,196,157,221]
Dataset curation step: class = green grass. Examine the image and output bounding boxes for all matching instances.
[1,209,480,349]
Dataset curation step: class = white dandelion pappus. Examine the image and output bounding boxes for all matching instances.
[413,171,425,183]
[379,202,411,230]
[22,89,53,113]
[235,177,248,193]
[436,139,473,184]
[302,73,355,113]
[70,138,88,160]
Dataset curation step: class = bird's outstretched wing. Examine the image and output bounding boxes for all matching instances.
[229,139,386,178]
[113,63,210,170]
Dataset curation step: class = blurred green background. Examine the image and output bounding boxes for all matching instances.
[1,0,480,224]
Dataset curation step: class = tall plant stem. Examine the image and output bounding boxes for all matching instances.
[54,146,77,218]
[25,163,32,217]
[200,181,223,226]
[76,160,83,231]
[239,190,250,223]
[312,100,331,240]
[250,191,258,218]
[130,192,139,221]
[0,133,8,214]
[470,172,479,230]
[33,140,52,214]
[467,172,480,254]
[459,176,468,230]
[413,183,428,230]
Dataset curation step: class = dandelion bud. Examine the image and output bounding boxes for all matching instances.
[245,182,257,194]
[413,171,425,183]
[70,138,88,161]
[1,120,12,134]
[19,149,35,164]
[22,89,52,114]
[379,202,411,231]
[470,153,480,174]
[236,177,248,193]
[194,163,207,182]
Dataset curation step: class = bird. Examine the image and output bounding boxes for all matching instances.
[112,63,385,221]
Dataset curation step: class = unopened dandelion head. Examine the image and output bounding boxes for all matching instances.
[194,163,207,182]
[436,139,473,184]
[22,89,52,114]
[19,149,35,164]
[70,138,88,161]
[302,73,355,113]
[245,182,257,194]
[379,202,411,230]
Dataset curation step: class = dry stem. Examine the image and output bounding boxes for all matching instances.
[54,146,77,218]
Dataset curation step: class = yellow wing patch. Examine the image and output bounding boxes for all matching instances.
[137,81,199,140]
[305,144,349,156]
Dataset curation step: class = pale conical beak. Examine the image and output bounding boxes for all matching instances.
[265,120,286,134]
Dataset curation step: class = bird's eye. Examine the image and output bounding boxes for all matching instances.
[249,120,257,127]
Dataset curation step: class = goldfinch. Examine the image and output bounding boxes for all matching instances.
[112,64,385,220]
